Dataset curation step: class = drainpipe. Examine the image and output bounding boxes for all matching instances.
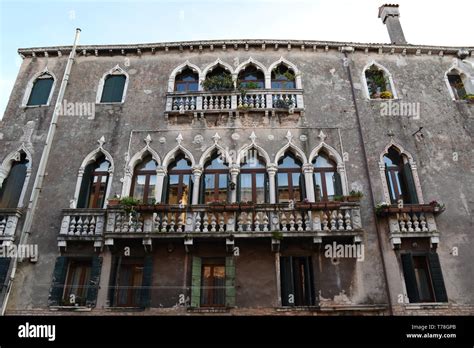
[1,29,81,316]
[342,48,393,315]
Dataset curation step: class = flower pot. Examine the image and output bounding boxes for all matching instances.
[107,198,121,207]
[347,196,361,202]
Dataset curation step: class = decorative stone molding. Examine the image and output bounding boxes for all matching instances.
[198,138,233,167]
[201,58,235,86]
[21,67,57,107]
[95,65,129,104]
[361,60,398,100]
[379,139,424,204]
[268,57,303,89]
[0,144,33,208]
[234,57,269,88]
[72,136,115,209]
[274,130,308,164]
[168,61,202,92]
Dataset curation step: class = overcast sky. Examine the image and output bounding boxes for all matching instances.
[1,0,473,118]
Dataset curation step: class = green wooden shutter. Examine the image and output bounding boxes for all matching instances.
[27,78,54,106]
[225,256,236,307]
[428,252,448,302]
[334,172,343,197]
[108,256,121,306]
[0,257,12,287]
[191,257,202,307]
[280,256,295,306]
[401,253,419,303]
[86,256,102,307]
[48,256,68,306]
[101,75,126,103]
[140,255,153,308]
[403,162,418,204]
[77,162,94,208]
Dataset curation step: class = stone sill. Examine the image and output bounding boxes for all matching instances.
[404,303,449,310]
[49,306,92,312]
[95,102,124,106]
[187,307,231,313]
[21,104,50,109]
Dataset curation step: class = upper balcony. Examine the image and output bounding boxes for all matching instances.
[0,208,23,246]
[57,208,105,250]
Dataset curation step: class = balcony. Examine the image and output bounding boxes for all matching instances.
[57,209,106,250]
[0,208,23,246]
[376,204,443,248]
[165,90,304,115]
[103,202,363,249]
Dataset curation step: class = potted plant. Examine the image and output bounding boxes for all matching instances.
[375,202,391,215]
[347,190,363,202]
[201,72,234,91]
[107,194,121,207]
[380,91,393,99]
[429,200,445,213]
[462,94,474,104]
[119,196,140,215]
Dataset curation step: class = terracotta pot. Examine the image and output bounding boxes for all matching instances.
[107,199,121,207]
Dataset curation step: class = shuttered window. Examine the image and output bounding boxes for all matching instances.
[401,252,448,303]
[100,75,126,103]
[0,257,12,289]
[280,256,315,306]
[27,76,54,106]
[0,153,29,209]
[384,147,418,204]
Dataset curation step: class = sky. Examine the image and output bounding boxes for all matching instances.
[0,0,473,118]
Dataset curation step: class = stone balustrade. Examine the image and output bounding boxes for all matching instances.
[57,209,105,249]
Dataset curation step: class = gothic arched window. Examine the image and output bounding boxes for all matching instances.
[131,156,158,204]
[77,156,111,208]
[0,153,30,208]
[164,155,193,205]
[201,153,229,203]
[313,153,342,201]
[384,147,418,204]
[175,68,199,92]
[239,154,268,203]
[277,153,304,203]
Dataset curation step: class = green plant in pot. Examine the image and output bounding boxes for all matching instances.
[347,190,363,201]
[202,72,234,91]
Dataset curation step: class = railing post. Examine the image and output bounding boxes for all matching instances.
[231,95,238,109]
[166,96,173,112]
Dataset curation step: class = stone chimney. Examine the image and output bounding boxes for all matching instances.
[378,4,407,44]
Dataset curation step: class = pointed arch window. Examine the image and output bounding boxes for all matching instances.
[238,65,264,89]
[175,68,199,92]
[365,64,393,99]
[384,147,418,204]
[77,156,111,208]
[101,74,126,103]
[271,64,296,89]
[277,153,304,203]
[313,153,342,201]
[0,153,30,208]
[203,66,233,91]
[238,154,268,203]
[131,156,157,204]
[27,74,54,106]
[447,70,467,100]
[201,154,229,203]
[164,155,193,205]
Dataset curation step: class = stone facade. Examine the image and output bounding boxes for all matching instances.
[0,6,473,316]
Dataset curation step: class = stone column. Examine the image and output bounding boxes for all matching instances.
[96,249,112,308]
[267,164,278,204]
[191,166,203,205]
[229,165,240,203]
[302,163,315,202]
[155,166,167,203]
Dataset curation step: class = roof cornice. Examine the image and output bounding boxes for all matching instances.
[17,39,473,58]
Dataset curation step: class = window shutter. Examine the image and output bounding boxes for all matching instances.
[77,163,94,208]
[101,75,125,103]
[402,162,418,204]
[199,175,205,204]
[189,175,194,205]
[280,256,295,306]
[108,256,121,306]
[334,172,343,196]
[0,257,12,287]
[27,78,53,106]
[225,256,236,307]
[303,257,315,305]
[384,164,395,203]
[140,255,153,308]
[428,252,448,302]
[48,256,68,306]
[191,257,202,307]
[0,161,27,209]
[161,175,169,203]
[401,253,419,303]
[299,173,306,201]
[86,255,102,307]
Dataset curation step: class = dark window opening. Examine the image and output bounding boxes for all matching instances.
[313,152,342,201]
[27,76,54,106]
[271,64,296,89]
[365,65,392,99]
[77,156,110,208]
[280,256,315,306]
[63,260,92,306]
[165,154,193,205]
[238,65,265,89]
[277,153,303,203]
[239,154,268,203]
[131,155,157,204]
[383,146,418,204]
[200,259,226,307]
[100,74,126,103]
[401,252,448,303]
[201,153,229,204]
[0,153,29,209]
[447,72,467,100]
[175,68,199,92]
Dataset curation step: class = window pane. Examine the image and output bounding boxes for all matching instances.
[101,75,126,103]
[313,173,322,201]
[292,173,301,201]
[255,173,265,203]
[277,173,290,203]
[217,174,228,202]
[168,175,179,204]
[181,175,191,205]
[204,174,215,203]
[133,175,146,201]
[27,77,54,106]
[240,173,252,202]
[325,172,336,199]
[146,175,156,204]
